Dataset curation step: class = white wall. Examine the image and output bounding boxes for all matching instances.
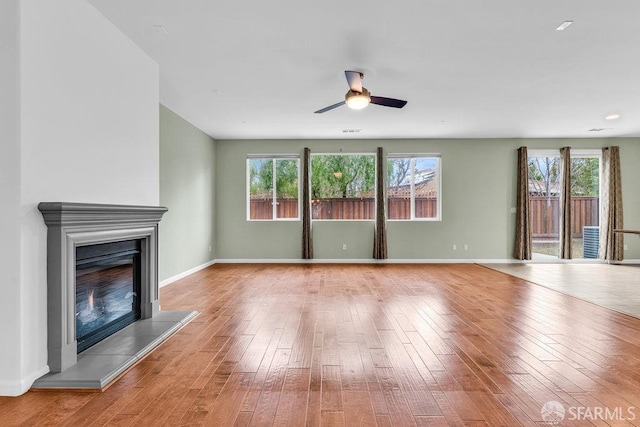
[0,0,159,396]
[0,0,23,395]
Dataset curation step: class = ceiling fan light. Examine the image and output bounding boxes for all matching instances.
[345,88,371,110]
[346,95,370,110]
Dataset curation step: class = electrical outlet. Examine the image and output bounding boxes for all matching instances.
[624,244,628,250]
[342,243,347,250]
[208,245,212,252]
[464,244,469,251]
[452,244,457,251]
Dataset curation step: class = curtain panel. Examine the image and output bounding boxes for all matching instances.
[599,146,624,261]
[559,147,572,259]
[302,147,313,259]
[373,147,388,259]
[514,146,532,260]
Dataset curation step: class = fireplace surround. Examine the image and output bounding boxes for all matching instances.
[38,202,168,372]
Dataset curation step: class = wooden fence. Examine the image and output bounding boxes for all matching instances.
[250,197,438,220]
[249,199,298,219]
[388,198,438,219]
[312,198,376,220]
[530,196,598,238]
[250,197,597,234]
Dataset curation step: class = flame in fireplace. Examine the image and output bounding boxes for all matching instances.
[87,289,94,312]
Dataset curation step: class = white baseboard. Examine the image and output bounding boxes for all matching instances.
[521,258,640,265]
[159,259,216,288]
[0,365,49,397]
[215,258,520,264]
[609,259,640,265]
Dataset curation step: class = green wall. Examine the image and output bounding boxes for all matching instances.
[159,105,216,280]
[215,138,640,261]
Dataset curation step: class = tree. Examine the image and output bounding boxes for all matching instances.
[275,159,298,199]
[570,158,599,196]
[387,158,410,188]
[249,159,272,198]
[249,158,298,199]
[311,155,375,198]
[528,157,559,197]
[528,156,599,197]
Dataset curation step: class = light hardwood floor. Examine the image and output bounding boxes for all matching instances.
[1,263,640,426]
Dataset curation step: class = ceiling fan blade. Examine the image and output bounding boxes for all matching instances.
[314,101,346,114]
[344,71,363,93]
[370,96,407,108]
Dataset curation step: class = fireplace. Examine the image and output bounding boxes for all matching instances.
[75,239,142,352]
[38,202,168,372]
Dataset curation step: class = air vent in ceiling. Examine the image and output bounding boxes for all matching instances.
[153,24,168,35]
[556,21,573,31]
[342,129,362,133]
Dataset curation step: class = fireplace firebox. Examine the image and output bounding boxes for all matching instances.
[75,240,142,352]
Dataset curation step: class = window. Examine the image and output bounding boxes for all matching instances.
[387,155,441,220]
[247,156,299,220]
[310,154,375,220]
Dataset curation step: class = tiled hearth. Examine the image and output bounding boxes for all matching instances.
[32,311,197,389]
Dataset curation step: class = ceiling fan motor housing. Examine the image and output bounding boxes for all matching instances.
[345,87,370,101]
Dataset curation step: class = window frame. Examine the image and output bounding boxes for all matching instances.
[310,152,377,222]
[246,154,300,221]
[386,153,442,222]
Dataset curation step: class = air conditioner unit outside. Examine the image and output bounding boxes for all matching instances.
[583,226,599,259]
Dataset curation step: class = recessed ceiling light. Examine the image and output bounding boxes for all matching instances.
[556,21,573,31]
[605,113,621,120]
[153,25,168,35]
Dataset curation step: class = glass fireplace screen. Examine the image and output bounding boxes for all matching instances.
[75,239,142,353]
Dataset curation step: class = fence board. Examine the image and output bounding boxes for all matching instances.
[250,199,298,219]
[529,196,598,238]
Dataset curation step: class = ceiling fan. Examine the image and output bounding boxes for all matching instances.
[314,70,408,114]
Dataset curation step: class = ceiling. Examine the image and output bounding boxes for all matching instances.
[88,0,640,140]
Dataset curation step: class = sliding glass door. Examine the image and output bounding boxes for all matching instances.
[570,153,600,259]
[528,150,601,260]
[528,153,561,258]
